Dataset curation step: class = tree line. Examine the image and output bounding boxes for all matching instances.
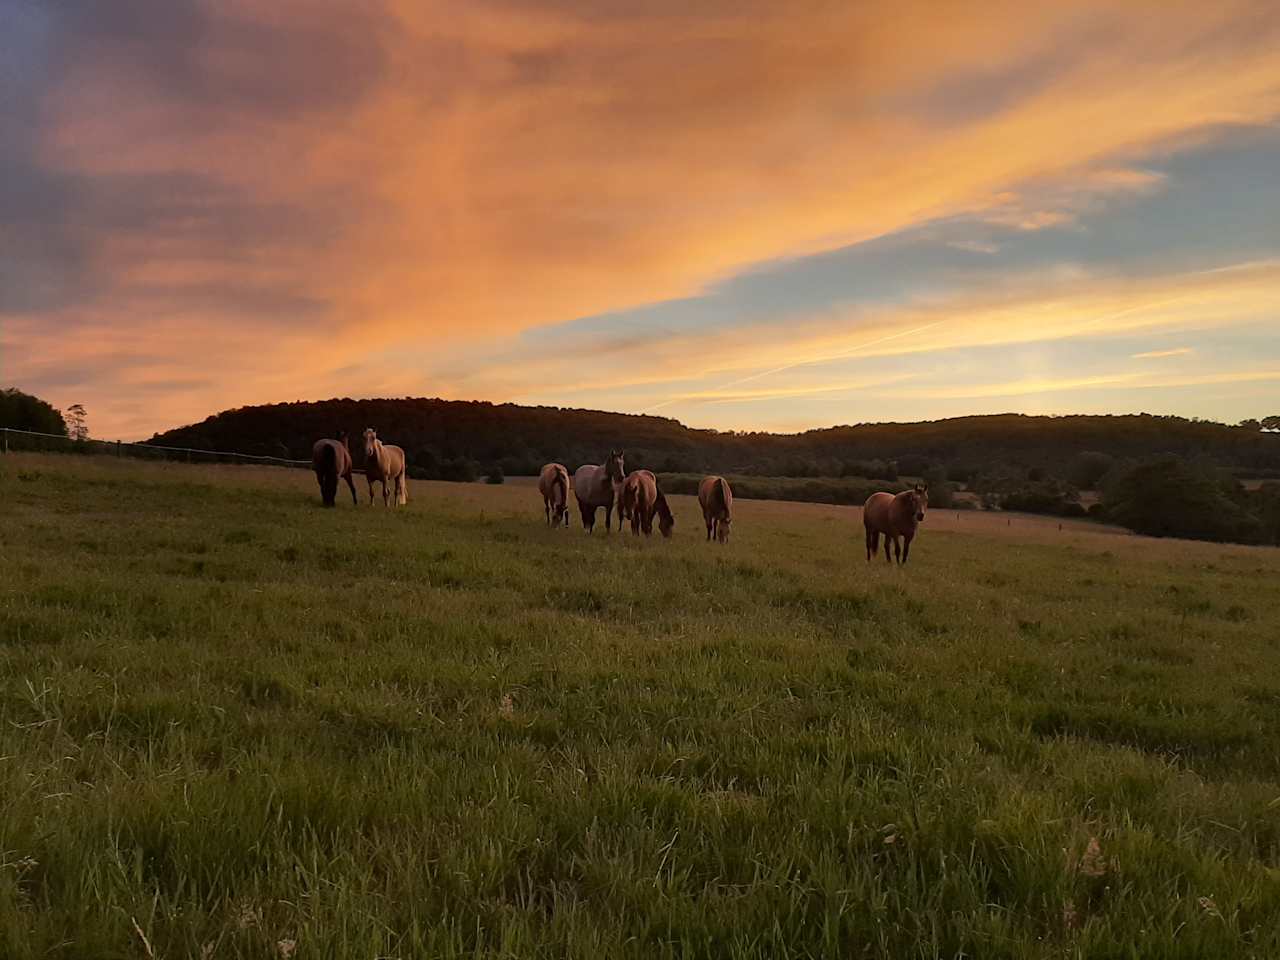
[4,388,1278,545]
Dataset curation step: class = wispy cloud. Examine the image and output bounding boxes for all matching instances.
[1132,347,1195,359]
[5,1,1280,435]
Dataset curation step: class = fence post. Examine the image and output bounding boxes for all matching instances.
[116,440,122,457]
[2,429,7,454]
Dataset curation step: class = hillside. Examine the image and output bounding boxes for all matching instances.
[148,397,1280,479]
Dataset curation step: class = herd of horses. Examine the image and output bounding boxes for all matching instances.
[312,432,930,563]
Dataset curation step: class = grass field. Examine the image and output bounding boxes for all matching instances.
[3,452,1280,958]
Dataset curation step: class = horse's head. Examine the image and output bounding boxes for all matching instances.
[362,427,378,459]
[606,449,625,483]
[717,517,731,544]
[659,510,675,538]
[911,483,929,522]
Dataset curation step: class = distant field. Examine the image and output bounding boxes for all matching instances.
[3,453,1280,958]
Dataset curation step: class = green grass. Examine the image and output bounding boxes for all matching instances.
[3,452,1280,958]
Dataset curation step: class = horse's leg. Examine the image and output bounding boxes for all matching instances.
[580,503,593,532]
[902,532,913,565]
[705,516,713,541]
[346,474,358,505]
[883,535,893,563]
[545,499,551,525]
[367,476,375,505]
[605,503,613,531]
[865,528,875,562]
[893,537,902,564]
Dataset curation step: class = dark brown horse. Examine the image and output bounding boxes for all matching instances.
[312,432,357,507]
[572,450,625,533]
[864,484,928,564]
[621,469,675,537]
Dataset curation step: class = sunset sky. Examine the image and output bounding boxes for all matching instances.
[3,0,1279,439]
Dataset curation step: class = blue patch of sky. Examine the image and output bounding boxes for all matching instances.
[521,125,1280,353]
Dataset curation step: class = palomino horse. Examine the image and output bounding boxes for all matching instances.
[312,432,357,507]
[621,469,675,537]
[362,428,408,507]
[864,484,928,564]
[698,475,733,543]
[538,462,571,527]
[572,450,625,532]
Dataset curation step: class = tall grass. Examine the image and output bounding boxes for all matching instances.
[2,453,1279,957]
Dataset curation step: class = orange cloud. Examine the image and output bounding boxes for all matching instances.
[7,0,1280,435]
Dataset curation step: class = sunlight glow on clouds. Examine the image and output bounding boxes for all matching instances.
[2,0,1279,437]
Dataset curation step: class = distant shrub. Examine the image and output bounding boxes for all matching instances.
[485,464,505,484]
[439,457,479,483]
[1068,450,1115,489]
[1104,457,1261,542]
[658,473,906,506]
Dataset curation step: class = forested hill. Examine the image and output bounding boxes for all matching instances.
[146,398,1280,479]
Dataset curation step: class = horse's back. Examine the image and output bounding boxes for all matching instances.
[312,438,348,474]
[574,464,607,504]
[540,462,568,498]
[863,491,895,530]
[699,476,730,518]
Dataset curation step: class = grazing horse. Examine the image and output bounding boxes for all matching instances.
[622,469,675,538]
[864,484,928,564]
[538,462,571,526]
[312,432,357,507]
[362,428,408,507]
[573,450,625,533]
[698,475,733,543]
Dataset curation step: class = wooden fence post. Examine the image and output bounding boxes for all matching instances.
[2,429,7,454]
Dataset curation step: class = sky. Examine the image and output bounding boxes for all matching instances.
[2,0,1279,440]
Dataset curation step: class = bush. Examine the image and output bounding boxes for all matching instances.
[0,387,67,436]
[1068,450,1115,489]
[439,457,479,483]
[657,473,906,506]
[1104,457,1261,542]
[485,464,505,484]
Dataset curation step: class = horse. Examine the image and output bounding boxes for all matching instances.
[538,462,571,526]
[621,469,675,538]
[864,484,928,564]
[572,450,625,532]
[698,475,733,543]
[312,432,357,507]
[362,427,408,507]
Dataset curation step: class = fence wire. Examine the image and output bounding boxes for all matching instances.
[0,426,313,469]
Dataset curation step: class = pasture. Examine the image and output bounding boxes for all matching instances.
[2,452,1279,958]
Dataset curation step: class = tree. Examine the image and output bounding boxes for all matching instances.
[0,388,67,435]
[1262,415,1280,431]
[1104,457,1260,543]
[65,403,89,441]
[1067,451,1114,489]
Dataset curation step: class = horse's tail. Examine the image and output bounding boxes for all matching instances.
[553,469,568,509]
[317,442,338,505]
[715,477,729,517]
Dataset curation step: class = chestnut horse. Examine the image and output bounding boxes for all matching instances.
[362,428,408,507]
[864,484,928,564]
[312,432,357,507]
[698,475,733,543]
[621,469,675,537]
[573,450,625,533]
[538,462,571,526]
